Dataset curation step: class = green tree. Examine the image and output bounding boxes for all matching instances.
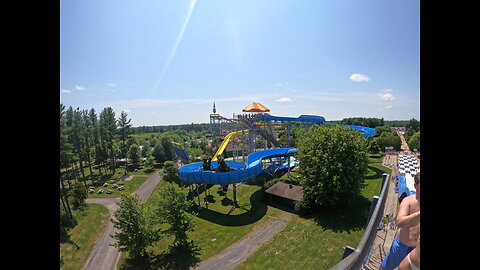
[89,108,102,172]
[71,109,88,181]
[375,134,402,151]
[60,104,74,222]
[367,138,381,155]
[81,109,95,177]
[70,182,88,210]
[160,136,175,161]
[144,154,156,168]
[117,111,132,159]
[296,124,369,209]
[99,107,117,173]
[152,142,166,164]
[141,144,152,158]
[163,161,181,185]
[408,131,420,151]
[405,118,420,132]
[111,194,160,258]
[374,125,394,137]
[128,144,142,166]
[156,182,196,247]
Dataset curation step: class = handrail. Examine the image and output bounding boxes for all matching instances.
[329,173,390,270]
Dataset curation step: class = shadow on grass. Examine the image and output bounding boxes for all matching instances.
[60,229,80,250]
[365,164,386,180]
[306,195,372,233]
[190,189,267,227]
[120,241,201,270]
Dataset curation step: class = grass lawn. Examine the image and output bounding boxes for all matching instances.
[235,155,391,270]
[117,181,285,269]
[148,182,281,260]
[60,203,109,270]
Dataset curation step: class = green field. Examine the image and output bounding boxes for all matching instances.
[144,182,280,259]
[60,203,109,270]
[235,155,391,270]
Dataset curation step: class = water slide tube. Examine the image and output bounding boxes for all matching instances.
[172,142,191,162]
[178,148,298,185]
[262,114,376,138]
[211,129,249,161]
[262,113,326,124]
[338,124,376,138]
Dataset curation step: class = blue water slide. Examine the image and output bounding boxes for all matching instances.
[174,147,191,161]
[338,124,376,138]
[262,113,326,124]
[396,173,416,199]
[178,148,298,185]
[261,113,375,138]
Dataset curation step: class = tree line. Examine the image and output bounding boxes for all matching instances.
[132,123,210,135]
[60,103,180,228]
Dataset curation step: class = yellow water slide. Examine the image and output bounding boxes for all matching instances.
[212,129,249,161]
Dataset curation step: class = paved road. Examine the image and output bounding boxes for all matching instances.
[192,215,290,270]
[82,172,163,270]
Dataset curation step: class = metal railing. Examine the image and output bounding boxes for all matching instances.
[329,173,390,270]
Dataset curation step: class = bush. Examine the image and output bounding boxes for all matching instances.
[70,182,87,210]
[296,124,369,209]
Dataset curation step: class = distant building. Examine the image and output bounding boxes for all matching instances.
[265,182,303,211]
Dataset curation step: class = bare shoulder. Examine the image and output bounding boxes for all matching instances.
[398,195,416,213]
[404,194,417,204]
[399,194,414,206]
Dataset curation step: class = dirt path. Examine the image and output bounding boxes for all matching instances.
[192,214,291,270]
[82,172,163,270]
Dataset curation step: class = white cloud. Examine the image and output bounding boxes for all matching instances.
[378,89,395,101]
[276,97,292,102]
[275,82,283,87]
[384,105,393,109]
[349,73,370,82]
[107,83,116,88]
[61,89,71,94]
[75,85,85,91]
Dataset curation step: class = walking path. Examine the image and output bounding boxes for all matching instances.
[192,214,291,270]
[82,171,163,270]
[363,130,415,270]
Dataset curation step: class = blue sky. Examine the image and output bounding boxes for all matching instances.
[60,0,419,126]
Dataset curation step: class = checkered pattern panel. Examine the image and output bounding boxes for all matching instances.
[398,154,420,175]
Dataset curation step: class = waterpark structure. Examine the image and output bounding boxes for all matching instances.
[177,102,376,206]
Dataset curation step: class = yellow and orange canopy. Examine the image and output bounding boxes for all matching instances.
[242,102,270,112]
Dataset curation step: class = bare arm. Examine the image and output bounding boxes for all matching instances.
[396,197,420,228]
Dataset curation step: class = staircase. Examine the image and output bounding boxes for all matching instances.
[362,242,385,269]
[238,116,281,147]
